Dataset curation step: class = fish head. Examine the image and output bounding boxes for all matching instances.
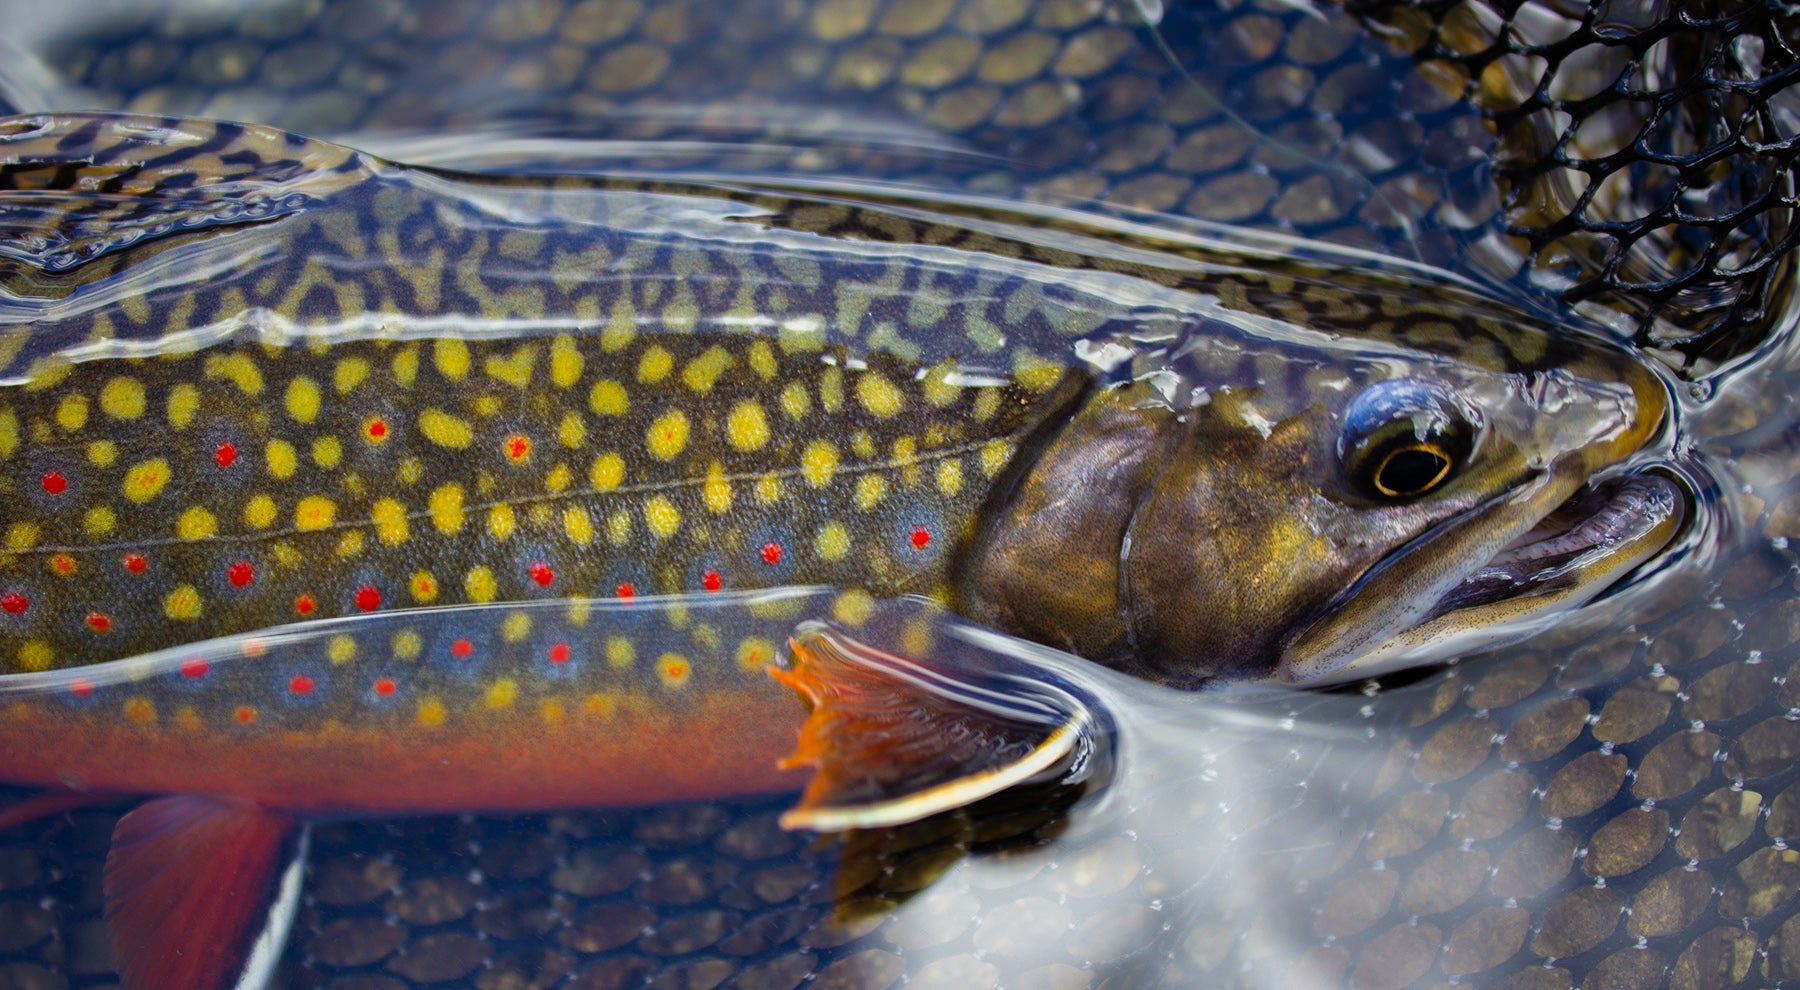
[964,301,1685,687]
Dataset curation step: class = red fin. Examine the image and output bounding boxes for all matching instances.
[769,624,1091,832]
[105,796,305,990]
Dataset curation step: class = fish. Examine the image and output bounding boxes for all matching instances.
[0,111,1689,989]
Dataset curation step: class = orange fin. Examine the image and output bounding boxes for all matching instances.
[105,795,308,990]
[769,609,1103,832]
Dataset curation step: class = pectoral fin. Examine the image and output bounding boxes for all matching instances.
[105,795,308,990]
[769,607,1104,832]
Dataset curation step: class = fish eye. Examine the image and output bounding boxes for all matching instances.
[1339,379,1474,501]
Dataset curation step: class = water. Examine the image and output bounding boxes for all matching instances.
[0,2,1796,989]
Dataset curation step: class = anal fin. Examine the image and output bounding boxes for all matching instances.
[104,795,308,990]
[769,612,1100,832]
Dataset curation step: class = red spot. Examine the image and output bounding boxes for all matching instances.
[180,658,209,679]
[226,561,255,587]
[910,527,931,549]
[504,434,531,461]
[761,542,783,565]
[294,594,317,616]
[70,679,93,699]
[123,554,148,574]
[529,563,554,587]
[548,642,571,664]
[40,472,66,495]
[373,678,397,697]
[615,582,635,599]
[1,593,27,615]
[214,442,237,468]
[702,570,722,592]
[366,418,388,441]
[288,675,315,695]
[354,586,381,612]
[49,555,76,577]
[234,706,257,725]
[85,613,111,633]
[450,638,474,658]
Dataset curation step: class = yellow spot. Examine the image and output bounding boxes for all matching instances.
[271,542,301,569]
[855,474,887,510]
[815,522,850,561]
[607,510,632,545]
[588,380,629,417]
[583,693,618,718]
[205,353,263,395]
[419,409,473,449]
[656,653,692,689]
[265,440,298,480]
[973,388,1000,421]
[832,589,875,626]
[636,345,674,383]
[311,436,342,470]
[476,395,503,419]
[484,344,538,388]
[285,376,322,424]
[1015,352,1066,392]
[603,298,636,351]
[981,439,1013,477]
[465,566,498,603]
[755,475,782,505]
[392,630,423,660]
[0,409,15,458]
[682,346,734,393]
[819,367,844,412]
[85,506,115,538]
[244,495,277,529]
[172,706,202,731]
[409,570,439,603]
[590,452,625,490]
[87,440,117,467]
[371,498,409,545]
[644,496,681,539]
[726,401,770,452]
[397,457,423,484]
[99,377,146,419]
[334,357,370,394]
[416,697,447,727]
[856,372,905,417]
[488,504,516,541]
[175,507,217,541]
[56,393,88,431]
[336,530,364,558]
[546,463,572,493]
[165,383,200,429]
[501,611,533,643]
[428,484,464,534]
[558,413,586,448]
[606,637,635,669]
[164,584,203,621]
[748,340,778,379]
[434,339,471,381]
[17,640,53,672]
[539,699,567,726]
[485,679,519,709]
[703,462,733,514]
[550,335,584,387]
[392,347,419,387]
[780,381,811,420]
[851,430,875,459]
[922,360,961,406]
[937,459,964,495]
[123,697,156,725]
[294,496,337,531]
[4,523,37,551]
[327,635,357,665]
[736,637,776,672]
[564,505,594,545]
[801,440,839,487]
[123,458,171,503]
[646,410,690,460]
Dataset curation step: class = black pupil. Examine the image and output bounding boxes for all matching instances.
[1378,447,1449,496]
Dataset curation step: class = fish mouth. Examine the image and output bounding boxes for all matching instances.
[1280,468,1689,683]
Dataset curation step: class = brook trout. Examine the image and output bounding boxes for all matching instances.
[0,112,1687,989]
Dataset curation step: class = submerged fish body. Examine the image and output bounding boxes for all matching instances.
[0,113,1690,989]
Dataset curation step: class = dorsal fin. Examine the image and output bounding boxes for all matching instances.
[0,112,377,276]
